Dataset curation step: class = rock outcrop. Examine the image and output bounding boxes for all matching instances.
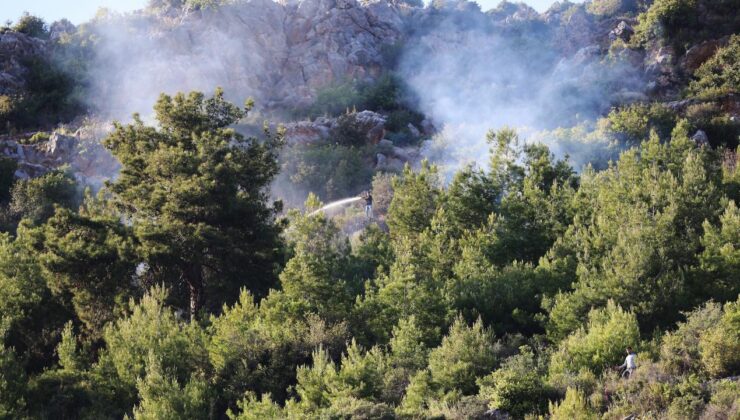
[92,0,405,115]
[283,110,387,145]
[682,37,730,72]
[0,123,118,188]
[0,31,48,95]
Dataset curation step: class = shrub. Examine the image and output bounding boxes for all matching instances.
[478,346,552,418]
[310,82,363,117]
[660,302,723,375]
[280,143,374,202]
[549,301,640,377]
[0,345,27,418]
[685,103,739,148]
[370,172,394,216]
[131,355,211,420]
[605,103,677,144]
[2,56,84,133]
[99,286,209,391]
[0,95,14,120]
[20,132,50,145]
[335,112,369,147]
[427,316,498,397]
[548,387,598,420]
[12,13,48,39]
[426,395,488,419]
[632,0,739,51]
[703,380,740,419]
[360,74,401,112]
[699,297,740,378]
[689,35,740,99]
[227,393,284,420]
[8,170,78,227]
[587,0,637,17]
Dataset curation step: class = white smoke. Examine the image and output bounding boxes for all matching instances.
[80,1,646,182]
[86,4,282,121]
[398,7,645,172]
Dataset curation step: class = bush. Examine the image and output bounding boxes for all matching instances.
[360,74,401,112]
[689,35,740,99]
[309,82,363,117]
[12,13,48,39]
[427,316,498,397]
[703,380,740,419]
[1,56,84,133]
[7,170,78,227]
[632,0,740,51]
[426,395,488,419]
[228,393,284,419]
[699,297,740,378]
[99,286,209,392]
[279,143,374,202]
[335,112,370,147]
[0,96,14,120]
[685,103,739,148]
[478,346,552,418]
[550,301,640,377]
[605,103,677,144]
[0,345,27,418]
[587,0,637,17]
[660,302,723,375]
[304,74,412,119]
[20,132,50,145]
[548,387,598,420]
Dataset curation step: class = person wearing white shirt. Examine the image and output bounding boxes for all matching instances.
[618,346,637,378]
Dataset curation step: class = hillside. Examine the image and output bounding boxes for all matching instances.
[0,0,738,419]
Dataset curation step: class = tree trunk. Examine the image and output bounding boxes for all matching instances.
[186,264,204,320]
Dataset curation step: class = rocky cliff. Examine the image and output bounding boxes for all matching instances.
[0,0,737,191]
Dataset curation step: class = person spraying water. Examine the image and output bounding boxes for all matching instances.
[307,190,373,217]
[363,191,373,218]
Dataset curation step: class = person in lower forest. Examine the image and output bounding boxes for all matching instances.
[617,346,637,379]
[363,191,373,218]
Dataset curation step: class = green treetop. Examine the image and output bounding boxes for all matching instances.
[103,89,284,318]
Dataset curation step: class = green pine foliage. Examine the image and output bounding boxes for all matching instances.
[104,89,284,317]
[1,90,739,418]
[689,35,740,99]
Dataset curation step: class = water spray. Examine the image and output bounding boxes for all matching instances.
[308,196,363,216]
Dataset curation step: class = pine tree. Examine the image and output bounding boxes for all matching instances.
[103,89,284,317]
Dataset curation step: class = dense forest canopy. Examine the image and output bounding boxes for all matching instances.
[0,0,739,418]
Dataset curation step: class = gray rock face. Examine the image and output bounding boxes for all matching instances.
[0,31,48,95]
[283,119,333,145]
[0,123,118,188]
[283,110,387,144]
[682,37,729,72]
[93,0,405,115]
[352,110,387,144]
[609,21,634,42]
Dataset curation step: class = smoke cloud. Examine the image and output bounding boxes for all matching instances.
[80,1,647,184]
[398,7,645,172]
[86,4,285,122]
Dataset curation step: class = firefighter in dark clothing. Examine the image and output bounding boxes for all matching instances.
[363,191,373,218]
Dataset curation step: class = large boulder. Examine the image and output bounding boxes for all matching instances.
[284,110,386,145]
[609,21,634,42]
[284,119,332,145]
